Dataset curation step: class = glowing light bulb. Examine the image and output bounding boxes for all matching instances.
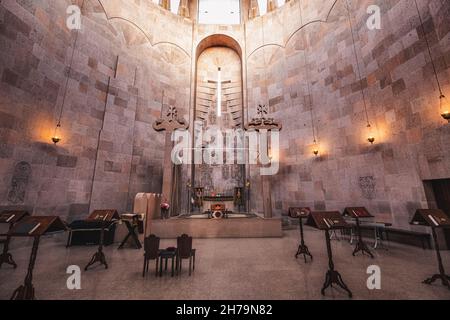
[366,124,375,144]
[440,95,450,123]
[52,124,61,144]
[312,141,319,156]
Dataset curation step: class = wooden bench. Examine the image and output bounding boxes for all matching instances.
[359,225,431,249]
[384,228,431,249]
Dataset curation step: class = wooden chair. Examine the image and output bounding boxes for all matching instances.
[176,234,196,276]
[143,234,160,277]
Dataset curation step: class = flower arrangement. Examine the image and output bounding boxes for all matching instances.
[161,202,170,210]
[161,198,170,219]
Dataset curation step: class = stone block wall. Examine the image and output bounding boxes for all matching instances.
[245,0,450,229]
[0,0,192,220]
[1,0,449,231]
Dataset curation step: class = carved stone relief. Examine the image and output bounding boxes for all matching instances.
[359,176,376,200]
[7,161,32,204]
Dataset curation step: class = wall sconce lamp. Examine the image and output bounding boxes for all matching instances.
[440,95,450,123]
[52,124,62,144]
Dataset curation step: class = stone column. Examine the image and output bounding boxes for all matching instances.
[249,0,260,19]
[153,103,188,218]
[262,175,272,218]
[244,106,282,220]
[178,0,190,18]
[145,194,155,236]
[160,0,171,11]
[161,132,174,213]
[267,0,277,12]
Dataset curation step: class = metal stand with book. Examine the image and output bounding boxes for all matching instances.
[411,209,450,290]
[8,216,66,300]
[84,210,119,271]
[0,211,30,269]
[289,208,313,262]
[343,207,374,258]
[307,211,353,298]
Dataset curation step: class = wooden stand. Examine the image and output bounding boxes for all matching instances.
[411,209,450,290]
[423,228,449,289]
[118,215,142,249]
[307,211,352,298]
[322,230,353,298]
[84,210,119,271]
[7,216,66,300]
[0,211,30,269]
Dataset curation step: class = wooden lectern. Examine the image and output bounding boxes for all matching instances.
[306,211,353,298]
[0,210,30,268]
[84,210,119,271]
[118,214,142,249]
[343,207,374,258]
[410,209,450,290]
[289,207,313,262]
[8,216,67,300]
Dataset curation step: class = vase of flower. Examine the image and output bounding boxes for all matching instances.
[161,200,170,219]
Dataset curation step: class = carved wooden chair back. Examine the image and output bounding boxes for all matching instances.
[177,234,193,259]
[144,234,160,259]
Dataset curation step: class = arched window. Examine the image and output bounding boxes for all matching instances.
[198,0,241,25]
[152,0,180,15]
[257,0,286,15]
[170,0,180,14]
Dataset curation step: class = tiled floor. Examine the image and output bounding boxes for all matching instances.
[0,229,449,300]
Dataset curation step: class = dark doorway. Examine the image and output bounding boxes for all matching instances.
[427,179,450,248]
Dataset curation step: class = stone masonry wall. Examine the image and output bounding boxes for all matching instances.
[245,0,450,230]
[1,0,450,231]
[0,0,192,220]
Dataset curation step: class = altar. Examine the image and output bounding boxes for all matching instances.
[151,215,283,239]
[202,195,235,213]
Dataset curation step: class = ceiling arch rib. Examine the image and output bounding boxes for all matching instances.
[246,0,339,59]
[85,0,191,57]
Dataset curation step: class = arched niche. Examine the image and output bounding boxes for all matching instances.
[196,34,243,62]
[190,34,246,207]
